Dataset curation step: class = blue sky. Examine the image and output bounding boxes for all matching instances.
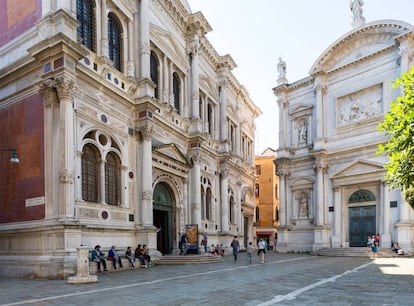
[187,0,414,154]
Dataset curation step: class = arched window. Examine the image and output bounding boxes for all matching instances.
[173,72,180,114]
[207,103,213,135]
[229,195,235,223]
[201,185,205,220]
[76,0,96,52]
[105,151,121,205]
[255,183,260,198]
[81,144,99,202]
[206,187,212,220]
[108,13,122,71]
[255,206,260,222]
[150,51,159,99]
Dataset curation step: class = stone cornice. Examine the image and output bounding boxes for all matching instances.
[310,20,412,75]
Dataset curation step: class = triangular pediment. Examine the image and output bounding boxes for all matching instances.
[332,159,384,178]
[153,143,191,167]
[310,20,413,75]
[150,24,187,69]
[199,74,217,99]
[289,104,313,115]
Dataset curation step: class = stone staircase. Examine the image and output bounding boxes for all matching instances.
[311,247,409,258]
[155,254,225,265]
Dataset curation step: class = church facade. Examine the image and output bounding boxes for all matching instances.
[0,0,260,278]
[274,9,414,253]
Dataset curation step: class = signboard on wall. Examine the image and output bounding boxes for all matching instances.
[185,224,198,253]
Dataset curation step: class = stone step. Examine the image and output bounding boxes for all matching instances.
[155,254,225,265]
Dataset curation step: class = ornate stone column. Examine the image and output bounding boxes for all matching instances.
[182,178,189,226]
[276,165,287,227]
[219,79,228,142]
[276,92,288,149]
[55,76,76,220]
[331,185,342,247]
[40,80,59,219]
[381,181,391,248]
[189,149,201,228]
[100,0,108,58]
[127,20,135,77]
[236,181,242,234]
[138,124,153,227]
[139,0,150,79]
[315,163,325,226]
[220,167,230,232]
[189,34,200,120]
[314,76,326,145]
[162,56,169,104]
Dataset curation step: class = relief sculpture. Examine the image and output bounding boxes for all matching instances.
[336,84,383,126]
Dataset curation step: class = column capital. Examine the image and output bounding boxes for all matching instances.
[188,34,201,56]
[137,124,153,141]
[314,77,327,93]
[55,76,77,100]
[39,79,58,107]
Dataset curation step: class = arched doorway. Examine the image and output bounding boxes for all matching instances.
[348,189,376,247]
[153,182,174,254]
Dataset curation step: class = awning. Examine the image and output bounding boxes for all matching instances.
[256,232,274,236]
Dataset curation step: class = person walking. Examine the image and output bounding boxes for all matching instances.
[247,242,253,264]
[258,238,266,264]
[231,236,240,261]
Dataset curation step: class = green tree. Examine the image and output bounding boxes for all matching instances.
[378,67,414,209]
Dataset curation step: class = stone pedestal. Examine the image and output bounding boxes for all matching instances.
[67,246,98,284]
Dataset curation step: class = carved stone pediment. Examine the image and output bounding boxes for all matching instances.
[332,159,384,178]
[153,143,191,167]
[310,20,413,74]
[289,104,313,116]
[150,24,187,69]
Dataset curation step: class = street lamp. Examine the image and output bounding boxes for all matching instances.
[0,148,19,163]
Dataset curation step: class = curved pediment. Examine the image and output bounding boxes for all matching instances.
[310,20,413,75]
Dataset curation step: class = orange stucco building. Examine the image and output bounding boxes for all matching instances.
[255,148,279,249]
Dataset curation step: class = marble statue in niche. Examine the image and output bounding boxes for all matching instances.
[298,121,307,144]
[298,193,309,219]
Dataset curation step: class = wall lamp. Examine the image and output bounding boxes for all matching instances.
[0,148,19,163]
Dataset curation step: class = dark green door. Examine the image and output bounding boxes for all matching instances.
[349,206,375,247]
[153,183,174,254]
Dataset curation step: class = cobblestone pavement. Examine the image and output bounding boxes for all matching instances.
[0,252,413,306]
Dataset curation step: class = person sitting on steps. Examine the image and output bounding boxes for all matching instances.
[108,245,123,269]
[91,245,108,272]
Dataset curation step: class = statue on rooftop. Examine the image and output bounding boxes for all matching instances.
[350,0,366,28]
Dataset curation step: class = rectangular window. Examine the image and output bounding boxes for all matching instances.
[256,165,261,175]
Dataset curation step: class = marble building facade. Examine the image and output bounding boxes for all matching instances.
[274,7,414,253]
[0,0,260,278]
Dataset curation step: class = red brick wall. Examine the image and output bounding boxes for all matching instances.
[0,0,42,47]
[0,93,45,222]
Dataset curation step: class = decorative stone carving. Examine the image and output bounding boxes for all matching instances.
[55,77,76,100]
[297,192,309,219]
[336,84,383,126]
[277,57,287,85]
[350,0,366,28]
[59,168,74,184]
[140,42,150,55]
[142,190,153,201]
[137,124,153,140]
[298,121,308,144]
[188,34,201,56]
